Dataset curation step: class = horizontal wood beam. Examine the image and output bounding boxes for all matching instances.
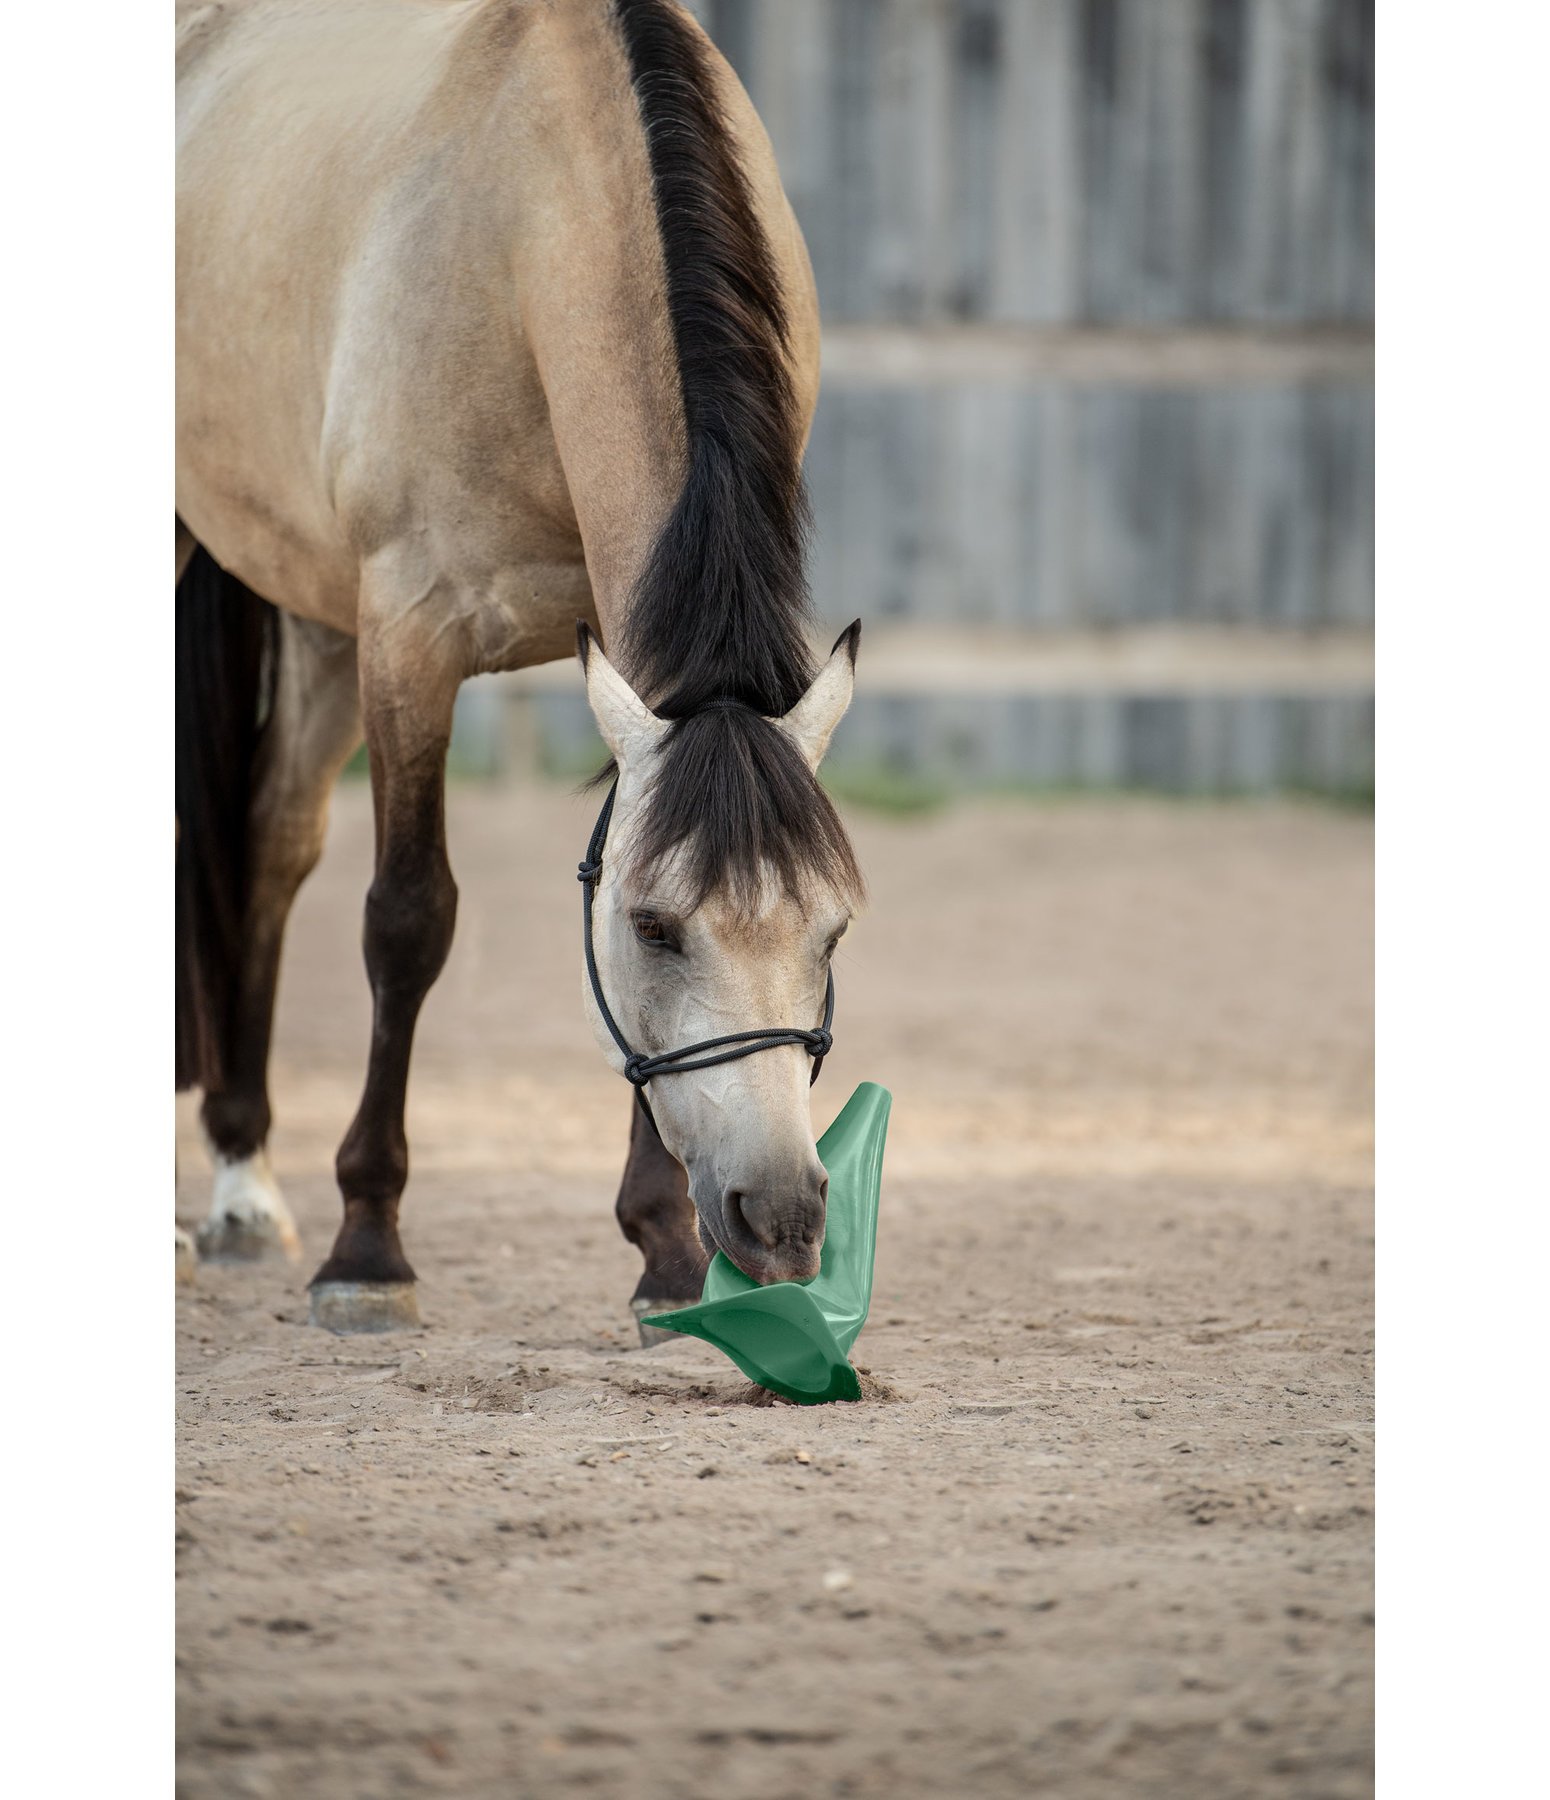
[487,627,1374,699]
[817,325,1374,388]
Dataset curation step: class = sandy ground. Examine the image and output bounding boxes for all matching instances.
[176,783,1373,1800]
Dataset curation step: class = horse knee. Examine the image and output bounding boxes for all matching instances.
[616,1169,687,1245]
[616,1106,705,1302]
[362,862,458,996]
[616,1120,690,1240]
[253,809,329,903]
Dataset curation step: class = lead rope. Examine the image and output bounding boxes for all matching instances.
[578,783,834,1130]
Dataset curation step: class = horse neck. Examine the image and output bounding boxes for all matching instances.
[498,3,820,665]
[493,4,686,636]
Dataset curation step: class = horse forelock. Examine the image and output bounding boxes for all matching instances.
[615,705,862,920]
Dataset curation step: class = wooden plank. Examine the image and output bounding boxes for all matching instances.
[876,0,955,319]
[950,0,1002,318]
[1242,0,1322,319]
[1028,385,1074,626]
[1069,388,1130,623]
[941,385,1022,623]
[1189,387,1255,621]
[1079,0,1204,321]
[1123,0,1206,321]
[827,0,885,319]
[1319,0,1375,319]
[747,0,832,223]
[991,0,1080,322]
[1296,382,1373,626]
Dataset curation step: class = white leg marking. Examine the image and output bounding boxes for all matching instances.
[196,1145,302,1262]
[176,1226,197,1286]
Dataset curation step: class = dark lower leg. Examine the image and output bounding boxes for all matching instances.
[615,1093,708,1305]
[202,613,363,1165]
[198,919,284,1160]
[313,793,458,1290]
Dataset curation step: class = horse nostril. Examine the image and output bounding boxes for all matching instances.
[728,1191,777,1250]
[802,1177,829,1244]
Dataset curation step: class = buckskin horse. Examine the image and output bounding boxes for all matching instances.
[176,0,865,1334]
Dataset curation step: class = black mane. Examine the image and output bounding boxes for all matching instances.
[612,0,812,718]
[609,0,861,913]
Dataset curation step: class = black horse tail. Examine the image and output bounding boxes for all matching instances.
[176,543,278,1091]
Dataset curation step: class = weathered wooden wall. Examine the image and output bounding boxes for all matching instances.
[483,2,1375,794]
[693,0,1372,327]
[688,0,1373,626]
[688,1,1373,790]
[518,676,1373,796]
[806,382,1372,631]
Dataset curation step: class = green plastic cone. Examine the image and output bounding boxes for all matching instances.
[641,1082,891,1404]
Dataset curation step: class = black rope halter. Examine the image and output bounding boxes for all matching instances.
[578,783,834,1126]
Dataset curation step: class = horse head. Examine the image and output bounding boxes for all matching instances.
[578,625,863,1286]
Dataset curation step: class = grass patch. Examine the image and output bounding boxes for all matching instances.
[339,734,1372,815]
[820,764,953,817]
[1291,779,1374,812]
[540,732,610,785]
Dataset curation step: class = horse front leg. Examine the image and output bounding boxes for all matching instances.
[616,1093,709,1344]
[309,613,461,1334]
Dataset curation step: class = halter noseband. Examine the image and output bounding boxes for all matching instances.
[578,782,835,1124]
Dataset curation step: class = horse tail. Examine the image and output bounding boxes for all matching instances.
[175,543,278,1091]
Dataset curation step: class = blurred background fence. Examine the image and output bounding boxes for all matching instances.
[454,0,1373,798]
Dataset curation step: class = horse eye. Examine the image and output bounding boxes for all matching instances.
[632,911,669,945]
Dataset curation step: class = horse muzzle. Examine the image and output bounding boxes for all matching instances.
[700,1167,828,1285]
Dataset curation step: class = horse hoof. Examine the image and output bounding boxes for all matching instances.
[176,1228,198,1287]
[632,1296,698,1348]
[310,1281,421,1335]
[197,1212,303,1264]
[197,1151,303,1263]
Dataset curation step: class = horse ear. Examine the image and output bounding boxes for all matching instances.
[776,621,860,771]
[577,623,667,768]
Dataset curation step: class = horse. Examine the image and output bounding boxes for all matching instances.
[175,0,865,1336]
